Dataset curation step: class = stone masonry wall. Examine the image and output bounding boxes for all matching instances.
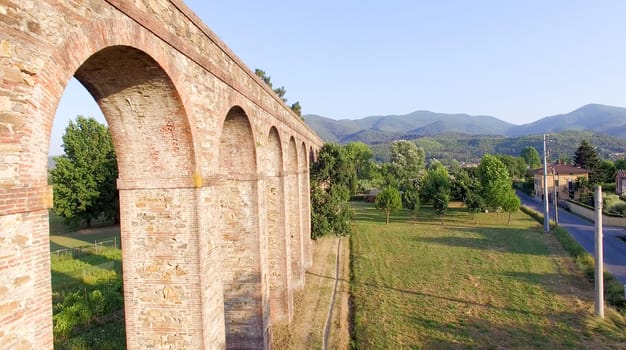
[0,0,322,349]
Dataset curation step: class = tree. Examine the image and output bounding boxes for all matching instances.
[344,142,374,179]
[290,101,302,117]
[501,190,521,224]
[495,154,527,180]
[615,158,626,171]
[574,140,601,183]
[375,186,402,224]
[420,162,450,215]
[255,68,302,116]
[49,116,118,227]
[575,176,593,204]
[402,178,421,213]
[478,154,514,210]
[390,140,425,181]
[597,159,616,184]
[390,140,425,208]
[520,146,542,170]
[310,143,355,238]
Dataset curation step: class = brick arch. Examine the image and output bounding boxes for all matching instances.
[286,136,304,289]
[33,18,201,180]
[75,45,195,179]
[7,19,207,348]
[67,46,203,347]
[218,106,269,348]
[264,126,293,324]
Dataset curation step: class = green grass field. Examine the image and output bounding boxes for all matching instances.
[350,201,626,349]
[49,215,125,349]
[49,211,119,251]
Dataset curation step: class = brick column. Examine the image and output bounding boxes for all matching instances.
[0,184,54,350]
[117,177,205,349]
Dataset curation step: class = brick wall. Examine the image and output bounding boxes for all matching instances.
[0,0,322,349]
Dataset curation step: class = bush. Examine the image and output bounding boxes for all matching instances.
[603,183,616,193]
[53,282,124,341]
[604,194,626,216]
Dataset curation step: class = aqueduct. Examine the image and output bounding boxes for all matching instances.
[0,0,322,349]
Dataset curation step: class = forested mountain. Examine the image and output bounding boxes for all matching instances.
[304,111,514,144]
[304,104,626,163]
[369,131,626,164]
[304,104,626,144]
[508,104,626,137]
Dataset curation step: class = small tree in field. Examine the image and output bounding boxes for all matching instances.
[501,190,521,224]
[375,186,402,224]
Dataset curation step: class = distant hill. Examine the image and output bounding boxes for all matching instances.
[508,104,626,137]
[304,104,626,144]
[304,111,514,144]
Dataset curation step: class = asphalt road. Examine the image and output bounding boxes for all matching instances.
[518,191,626,286]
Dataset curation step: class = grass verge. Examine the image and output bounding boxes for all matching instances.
[520,206,626,312]
[350,201,626,349]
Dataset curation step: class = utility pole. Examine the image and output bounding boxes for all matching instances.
[594,186,604,318]
[543,134,550,232]
[553,169,559,226]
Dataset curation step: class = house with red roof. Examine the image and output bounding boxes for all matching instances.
[533,163,590,201]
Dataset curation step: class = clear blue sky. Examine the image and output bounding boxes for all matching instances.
[51,0,626,155]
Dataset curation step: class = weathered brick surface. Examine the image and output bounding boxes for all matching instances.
[286,137,305,292]
[0,0,322,349]
[265,127,293,324]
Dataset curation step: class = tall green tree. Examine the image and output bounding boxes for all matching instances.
[477,154,515,210]
[520,146,542,170]
[390,140,425,208]
[420,162,450,215]
[49,116,118,227]
[573,140,601,183]
[344,142,374,179]
[597,159,616,184]
[310,143,354,238]
[495,154,527,180]
[390,140,425,181]
[375,186,402,224]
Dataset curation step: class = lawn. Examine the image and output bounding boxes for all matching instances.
[350,201,626,349]
[49,217,125,349]
[49,210,120,252]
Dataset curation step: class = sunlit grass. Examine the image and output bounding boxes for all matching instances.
[350,201,626,349]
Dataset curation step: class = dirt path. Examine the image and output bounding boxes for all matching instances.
[272,235,351,349]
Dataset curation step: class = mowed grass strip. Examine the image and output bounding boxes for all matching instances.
[350,201,626,349]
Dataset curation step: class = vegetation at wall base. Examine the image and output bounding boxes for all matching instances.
[350,201,626,348]
[51,246,125,349]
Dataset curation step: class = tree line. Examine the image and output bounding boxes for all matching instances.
[309,137,623,237]
[309,140,521,234]
[49,116,620,237]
